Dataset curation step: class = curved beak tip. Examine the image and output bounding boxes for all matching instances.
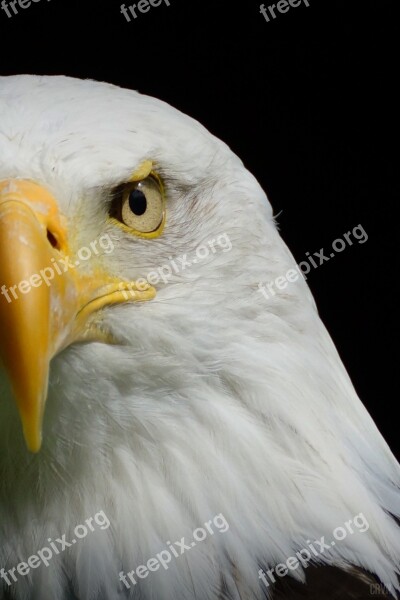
[16,389,47,453]
[23,425,43,454]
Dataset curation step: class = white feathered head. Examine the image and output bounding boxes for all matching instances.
[0,75,399,600]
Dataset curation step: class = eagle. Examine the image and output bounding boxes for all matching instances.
[0,75,399,600]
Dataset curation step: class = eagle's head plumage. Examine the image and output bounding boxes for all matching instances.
[0,75,399,600]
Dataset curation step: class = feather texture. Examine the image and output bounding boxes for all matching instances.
[0,75,399,600]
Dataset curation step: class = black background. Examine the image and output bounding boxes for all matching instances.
[0,0,398,458]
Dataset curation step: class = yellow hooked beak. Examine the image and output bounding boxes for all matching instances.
[0,180,155,453]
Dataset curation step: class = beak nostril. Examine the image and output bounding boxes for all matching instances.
[47,230,59,250]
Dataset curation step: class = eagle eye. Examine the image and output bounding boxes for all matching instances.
[110,172,165,237]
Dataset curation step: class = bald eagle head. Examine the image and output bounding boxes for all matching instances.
[0,75,399,600]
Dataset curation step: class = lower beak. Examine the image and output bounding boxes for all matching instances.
[0,180,155,452]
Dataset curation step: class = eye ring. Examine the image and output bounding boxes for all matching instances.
[109,171,166,238]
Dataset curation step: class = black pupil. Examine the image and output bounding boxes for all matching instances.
[129,189,147,216]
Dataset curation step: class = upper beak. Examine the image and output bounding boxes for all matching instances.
[0,180,155,453]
